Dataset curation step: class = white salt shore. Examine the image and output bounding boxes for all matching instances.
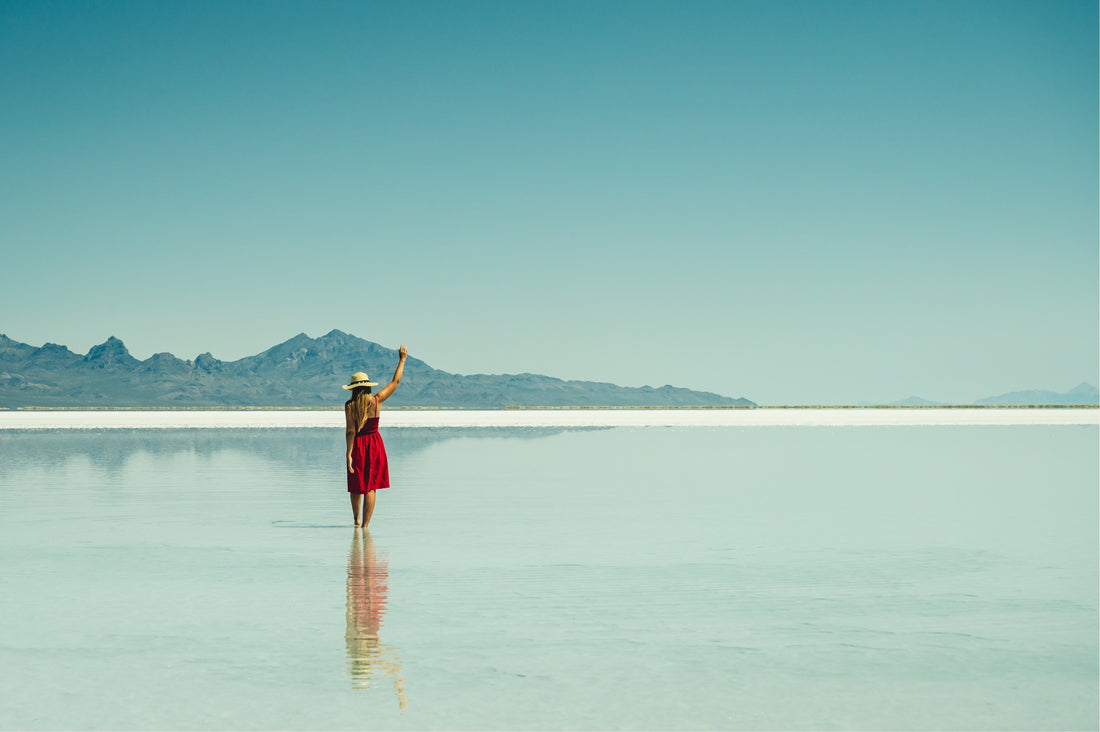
[0,407,1096,429]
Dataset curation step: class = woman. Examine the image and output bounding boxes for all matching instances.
[344,344,407,528]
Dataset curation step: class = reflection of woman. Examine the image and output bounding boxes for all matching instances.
[346,531,407,710]
[343,345,407,528]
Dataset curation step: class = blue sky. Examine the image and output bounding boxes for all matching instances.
[1,0,1096,404]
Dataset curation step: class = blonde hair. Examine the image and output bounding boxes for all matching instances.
[347,386,375,433]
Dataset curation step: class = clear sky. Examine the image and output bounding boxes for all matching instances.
[2,0,1096,404]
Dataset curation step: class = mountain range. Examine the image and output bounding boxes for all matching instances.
[0,331,753,408]
[2,331,1095,408]
[888,383,1099,407]
[973,382,1099,406]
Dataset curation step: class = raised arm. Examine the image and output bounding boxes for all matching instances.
[375,344,408,404]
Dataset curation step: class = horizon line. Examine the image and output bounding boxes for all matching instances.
[4,404,1098,412]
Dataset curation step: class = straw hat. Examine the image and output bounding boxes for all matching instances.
[342,372,379,390]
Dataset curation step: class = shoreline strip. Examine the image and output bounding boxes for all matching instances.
[0,408,1096,429]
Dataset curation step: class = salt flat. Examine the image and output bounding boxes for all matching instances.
[0,406,1096,429]
[1,424,1096,729]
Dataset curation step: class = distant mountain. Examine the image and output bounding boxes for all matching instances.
[888,396,943,406]
[974,382,1099,406]
[0,331,754,408]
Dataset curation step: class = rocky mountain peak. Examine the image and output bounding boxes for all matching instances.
[194,352,222,372]
[0,334,35,358]
[84,336,139,369]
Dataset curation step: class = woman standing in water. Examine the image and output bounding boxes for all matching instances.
[344,344,407,528]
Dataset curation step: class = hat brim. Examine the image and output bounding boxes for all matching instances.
[343,381,379,389]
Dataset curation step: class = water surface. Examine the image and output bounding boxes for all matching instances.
[0,426,1096,729]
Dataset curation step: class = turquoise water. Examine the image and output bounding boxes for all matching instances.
[1,426,1097,730]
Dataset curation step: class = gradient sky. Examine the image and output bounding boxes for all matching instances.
[2,0,1096,404]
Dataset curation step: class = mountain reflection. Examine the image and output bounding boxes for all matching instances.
[346,530,407,711]
[0,426,593,476]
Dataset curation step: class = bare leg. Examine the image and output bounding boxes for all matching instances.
[364,490,377,528]
[350,493,364,527]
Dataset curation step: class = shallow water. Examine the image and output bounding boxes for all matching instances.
[0,426,1097,730]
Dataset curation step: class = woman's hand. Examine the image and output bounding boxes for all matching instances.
[399,344,408,360]
[347,455,355,474]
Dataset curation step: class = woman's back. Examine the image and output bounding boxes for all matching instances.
[346,393,379,434]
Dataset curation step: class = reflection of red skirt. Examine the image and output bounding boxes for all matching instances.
[348,419,390,493]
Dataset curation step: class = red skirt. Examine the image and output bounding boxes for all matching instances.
[347,418,390,493]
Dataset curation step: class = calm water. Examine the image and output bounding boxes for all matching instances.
[1,425,1096,730]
